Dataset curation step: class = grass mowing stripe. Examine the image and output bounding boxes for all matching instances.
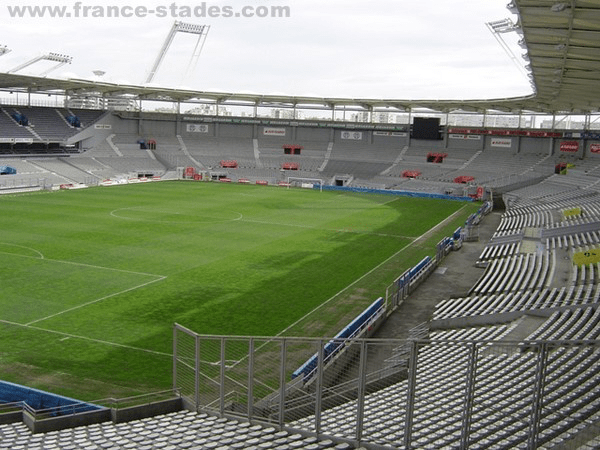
[239,217,413,239]
[270,203,471,339]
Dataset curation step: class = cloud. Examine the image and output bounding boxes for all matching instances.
[0,0,527,99]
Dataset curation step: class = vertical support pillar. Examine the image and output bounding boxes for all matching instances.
[460,342,478,448]
[585,113,591,131]
[278,339,287,427]
[407,109,412,147]
[528,342,548,449]
[315,340,325,436]
[247,338,254,420]
[219,337,226,416]
[355,340,368,445]
[403,340,419,449]
[172,325,178,392]
[195,334,201,410]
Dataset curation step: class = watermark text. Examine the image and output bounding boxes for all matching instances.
[7,2,291,19]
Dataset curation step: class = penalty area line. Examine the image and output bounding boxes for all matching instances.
[0,319,173,358]
[26,275,167,326]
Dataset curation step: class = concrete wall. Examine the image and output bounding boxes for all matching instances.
[296,127,331,143]
[220,123,254,138]
[447,135,483,150]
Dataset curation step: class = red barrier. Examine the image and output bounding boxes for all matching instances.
[238,178,250,184]
[193,174,202,181]
[402,170,421,178]
[220,178,232,182]
[256,180,269,185]
[427,152,447,163]
[220,160,238,168]
[454,175,475,184]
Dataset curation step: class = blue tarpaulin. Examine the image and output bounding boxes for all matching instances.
[0,166,17,175]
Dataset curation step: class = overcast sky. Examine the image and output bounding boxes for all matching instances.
[0,0,530,100]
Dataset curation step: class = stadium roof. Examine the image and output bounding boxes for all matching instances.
[514,0,600,113]
[0,0,598,115]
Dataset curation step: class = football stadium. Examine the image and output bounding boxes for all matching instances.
[1,1,600,448]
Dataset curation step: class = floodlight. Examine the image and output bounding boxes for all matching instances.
[145,21,210,84]
[46,52,73,64]
[8,52,73,76]
[486,19,528,77]
[487,18,518,33]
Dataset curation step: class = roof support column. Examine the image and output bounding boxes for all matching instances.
[407,108,412,147]
[585,114,591,130]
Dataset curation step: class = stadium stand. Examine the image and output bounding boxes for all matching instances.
[3,105,600,199]
[1,121,600,447]
[0,410,355,449]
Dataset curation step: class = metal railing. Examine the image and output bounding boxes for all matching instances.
[173,326,600,449]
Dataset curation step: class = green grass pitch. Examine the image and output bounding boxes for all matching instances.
[0,181,479,400]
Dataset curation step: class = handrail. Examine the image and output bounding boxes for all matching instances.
[9,389,181,421]
[94,389,181,409]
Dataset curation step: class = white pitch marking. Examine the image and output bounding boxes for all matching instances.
[0,245,167,325]
[0,242,45,259]
[109,206,243,224]
[0,249,165,278]
[0,319,173,358]
[26,275,167,326]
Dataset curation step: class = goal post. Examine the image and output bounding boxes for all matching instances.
[287,176,324,192]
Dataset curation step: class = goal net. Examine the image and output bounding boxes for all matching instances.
[287,177,324,191]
